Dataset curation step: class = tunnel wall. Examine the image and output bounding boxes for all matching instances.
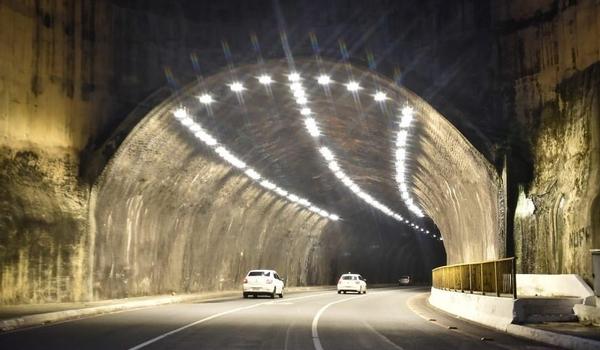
[494,0,600,282]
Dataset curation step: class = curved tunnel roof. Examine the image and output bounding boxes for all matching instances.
[93,59,504,278]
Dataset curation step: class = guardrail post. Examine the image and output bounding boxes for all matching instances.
[494,260,499,297]
[480,263,484,295]
[512,257,517,299]
[469,264,472,293]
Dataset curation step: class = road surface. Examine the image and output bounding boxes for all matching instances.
[0,287,558,349]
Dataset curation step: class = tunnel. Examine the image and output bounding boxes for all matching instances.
[2,1,600,348]
[81,59,502,300]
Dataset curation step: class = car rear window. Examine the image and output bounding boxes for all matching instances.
[342,276,355,280]
[248,271,269,276]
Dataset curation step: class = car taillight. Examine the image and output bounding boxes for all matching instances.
[266,278,273,284]
[243,278,248,283]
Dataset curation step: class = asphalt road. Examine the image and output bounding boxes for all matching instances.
[0,287,559,349]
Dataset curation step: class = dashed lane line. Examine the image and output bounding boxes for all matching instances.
[312,291,392,350]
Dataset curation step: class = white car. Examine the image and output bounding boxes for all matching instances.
[243,270,285,298]
[337,273,367,294]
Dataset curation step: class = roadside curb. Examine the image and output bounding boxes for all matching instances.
[0,285,335,333]
[506,324,600,350]
[425,291,600,350]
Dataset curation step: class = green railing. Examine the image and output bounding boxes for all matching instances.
[432,257,517,299]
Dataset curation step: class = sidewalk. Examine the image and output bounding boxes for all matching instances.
[0,286,335,332]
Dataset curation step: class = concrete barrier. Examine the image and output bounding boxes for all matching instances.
[517,274,595,304]
[429,287,515,331]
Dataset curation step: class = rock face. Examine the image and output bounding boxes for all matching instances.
[496,0,600,281]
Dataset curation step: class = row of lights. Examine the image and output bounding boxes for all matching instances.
[281,71,432,236]
[195,73,390,106]
[172,108,339,221]
[395,107,425,218]
[191,70,439,239]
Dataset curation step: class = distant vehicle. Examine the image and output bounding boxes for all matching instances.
[398,275,411,285]
[242,270,284,298]
[337,273,367,294]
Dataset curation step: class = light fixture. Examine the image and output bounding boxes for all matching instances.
[172,108,339,221]
[288,72,301,82]
[317,74,331,85]
[319,147,334,161]
[174,108,187,119]
[229,81,245,92]
[345,81,361,92]
[257,74,273,85]
[300,107,311,116]
[198,94,214,105]
[296,96,308,105]
[304,117,320,137]
[245,168,261,180]
[373,91,387,102]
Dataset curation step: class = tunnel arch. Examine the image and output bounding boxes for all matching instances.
[88,59,502,299]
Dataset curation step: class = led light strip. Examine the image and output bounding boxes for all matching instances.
[172,107,339,221]
[395,106,425,218]
[284,72,429,234]
[185,71,439,239]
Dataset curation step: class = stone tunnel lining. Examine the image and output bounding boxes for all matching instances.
[88,59,502,299]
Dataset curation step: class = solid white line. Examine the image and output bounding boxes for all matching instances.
[128,292,331,350]
[311,295,363,350]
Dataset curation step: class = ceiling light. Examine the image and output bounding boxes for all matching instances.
[296,96,308,104]
[319,147,334,161]
[300,107,311,116]
[304,117,320,137]
[328,161,340,172]
[289,82,303,91]
[345,81,361,92]
[373,91,387,102]
[288,72,301,82]
[198,94,214,105]
[173,108,187,119]
[260,180,276,190]
[245,168,261,180]
[229,81,245,92]
[317,74,331,85]
[257,74,273,85]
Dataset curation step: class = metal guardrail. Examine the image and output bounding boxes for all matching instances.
[432,257,517,299]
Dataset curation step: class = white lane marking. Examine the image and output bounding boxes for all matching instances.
[128,292,331,350]
[311,295,363,350]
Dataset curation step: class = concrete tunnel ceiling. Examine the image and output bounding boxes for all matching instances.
[91,59,503,296]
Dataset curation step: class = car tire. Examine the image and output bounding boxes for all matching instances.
[363,289,367,294]
[342,291,346,294]
[271,288,276,299]
[279,288,284,298]
[337,290,341,294]
[243,293,248,298]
